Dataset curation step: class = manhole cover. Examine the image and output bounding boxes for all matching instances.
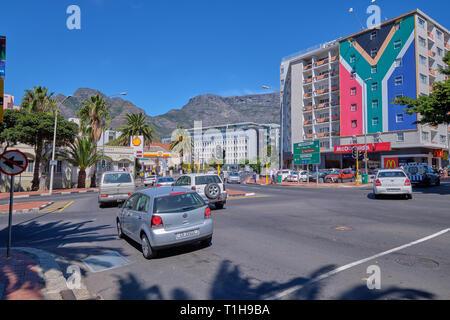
[82,252,131,273]
[394,255,440,269]
[332,226,354,231]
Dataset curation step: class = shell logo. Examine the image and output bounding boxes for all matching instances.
[132,137,142,147]
[158,152,162,156]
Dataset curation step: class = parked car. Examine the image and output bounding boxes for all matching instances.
[174,174,227,209]
[373,169,412,199]
[98,171,135,207]
[144,175,158,187]
[278,169,292,182]
[298,171,310,182]
[116,188,213,259]
[286,171,300,182]
[403,163,440,186]
[324,170,355,183]
[155,176,175,187]
[308,170,328,182]
[227,172,241,184]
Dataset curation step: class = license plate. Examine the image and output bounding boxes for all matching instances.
[387,188,401,192]
[176,229,200,240]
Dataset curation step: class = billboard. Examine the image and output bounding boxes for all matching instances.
[130,136,144,158]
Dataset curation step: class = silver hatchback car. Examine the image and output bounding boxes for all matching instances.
[116,187,213,259]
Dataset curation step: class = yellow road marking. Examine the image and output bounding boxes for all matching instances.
[227,195,268,200]
[39,201,73,214]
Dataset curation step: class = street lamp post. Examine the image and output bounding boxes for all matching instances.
[101,92,127,176]
[262,85,282,170]
[49,96,72,195]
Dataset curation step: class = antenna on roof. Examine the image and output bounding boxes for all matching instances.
[349,7,365,30]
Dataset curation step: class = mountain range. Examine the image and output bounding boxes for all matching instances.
[56,88,281,141]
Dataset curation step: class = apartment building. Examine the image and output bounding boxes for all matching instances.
[281,9,449,169]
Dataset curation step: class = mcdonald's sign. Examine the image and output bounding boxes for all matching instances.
[384,158,399,169]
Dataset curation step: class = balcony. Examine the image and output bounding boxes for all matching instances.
[331,115,340,121]
[303,105,313,111]
[316,118,330,124]
[330,100,340,107]
[314,88,329,96]
[331,131,340,136]
[330,70,339,77]
[429,85,434,92]
[315,73,329,82]
[304,92,313,98]
[303,120,313,126]
[330,55,338,62]
[317,132,330,138]
[304,134,313,139]
[314,58,329,68]
[446,43,450,50]
[429,67,436,76]
[331,85,340,92]
[315,102,329,109]
[427,31,434,41]
[428,50,436,58]
[303,64,312,71]
[303,77,313,84]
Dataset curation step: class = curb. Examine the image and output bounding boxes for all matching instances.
[228,192,256,198]
[0,190,98,200]
[0,247,92,300]
[0,202,54,215]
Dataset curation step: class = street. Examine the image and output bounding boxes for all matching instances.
[1,181,449,300]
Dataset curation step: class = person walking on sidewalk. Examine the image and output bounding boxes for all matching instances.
[253,172,257,184]
[272,169,276,184]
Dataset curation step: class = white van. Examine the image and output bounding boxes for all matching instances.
[98,171,136,207]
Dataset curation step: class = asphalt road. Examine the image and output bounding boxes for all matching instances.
[1,181,449,300]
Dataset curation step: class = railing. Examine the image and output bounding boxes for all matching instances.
[331,85,340,92]
[303,77,313,83]
[314,58,329,67]
[304,92,313,98]
[314,88,329,95]
[304,120,313,125]
[331,116,340,121]
[305,134,313,139]
[315,103,329,109]
[331,131,340,136]
[446,43,450,50]
[303,64,312,71]
[330,100,340,106]
[330,71,339,77]
[428,31,434,40]
[316,118,330,124]
[317,132,330,137]
[429,85,434,92]
[303,106,313,111]
[428,50,436,57]
[315,73,329,81]
[330,55,338,62]
[429,68,436,75]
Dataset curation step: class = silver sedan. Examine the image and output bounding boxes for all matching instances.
[373,169,412,199]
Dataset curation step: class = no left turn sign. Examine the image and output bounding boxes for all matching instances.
[0,150,28,176]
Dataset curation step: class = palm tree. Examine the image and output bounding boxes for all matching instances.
[20,86,56,113]
[58,137,107,189]
[117,113,153,146]
[77,94,111,187]
[170,127,193,172]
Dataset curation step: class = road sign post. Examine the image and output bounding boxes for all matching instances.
[293,141,320,185]
[0,150,28,258]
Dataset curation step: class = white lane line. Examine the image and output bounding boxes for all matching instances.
[266,228,450,300]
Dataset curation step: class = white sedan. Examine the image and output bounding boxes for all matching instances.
[373,169,412,199]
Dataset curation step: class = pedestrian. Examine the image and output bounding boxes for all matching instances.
[253,172,257,184]
[271,169,276,184]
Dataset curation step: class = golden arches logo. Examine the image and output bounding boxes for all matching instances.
[132,137,142,147]
[384,158,398,169]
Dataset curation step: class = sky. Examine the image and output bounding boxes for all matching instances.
[0,0,448,116]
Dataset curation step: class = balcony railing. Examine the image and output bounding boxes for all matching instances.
[314,88,329,95]
[330,55,338,62]
[303,105,313,111]
[315,73,329,81]
[303,64,312,71]
[331,116,340,121]
[315,103,329,109]
[304,92,313,98]
[314,58,329,67]
[429,67,436,76]
[317,132,330,137]
[316,118,330,124]
[428,50,436,57]
[446,43,450,50]
[429,85,434,92]
[331,85,339,92]
[330,71,339,77]
[330,100,340,107]
[428,31,434,40]
[305,134,313,139]
[303,120,313,125]
[331,131,340,136]
[303,77,313,84]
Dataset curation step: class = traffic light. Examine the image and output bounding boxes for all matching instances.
[352,147,358,160]
[216,145,222,160]
[101,159,106,168]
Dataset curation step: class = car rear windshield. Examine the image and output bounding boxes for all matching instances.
[195,175,222,185]
[378,171,406,178]
[230,172,239,176]
[103,173,132,184]
[158,177,174,182]
[153,192,205,213]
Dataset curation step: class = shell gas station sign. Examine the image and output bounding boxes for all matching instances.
[130,136,144,158]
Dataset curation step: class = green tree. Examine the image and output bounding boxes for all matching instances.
[116,113,153,146]
[20,86,56,113]
[393,51,450,125]
[1,110,78,190]
[58,137,108,189]
[78,94,111,187]
[170,127,193,171]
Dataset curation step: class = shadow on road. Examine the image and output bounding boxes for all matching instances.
[114,260,434,300]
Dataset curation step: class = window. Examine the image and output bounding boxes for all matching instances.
[135,195,150,212]
[26,159,34,173]
[153,193,205,214]
[396,113,404,123]
[397,132,405,141]
[395,58,402,67]
[418,17,425,29]
[351,71,356,79]
[372,100,378,108]
[372,117,379,126]
[437,47,443,57]
[422,132,429,141]
[350,87,357,96]
[394,76,403,86]
[394,23,400,31]
[370,48,378,58]
[420,74,427,84]
[440,135,446,144]
[419,55,427,65]
[56,161,62,173]
[351,104,357,112]
[371,65,377,74]
[370,31,377,40]
[418,37,426,47]
[436,30,442,40]
[350,55,356,63]
[371,82,378,91]
[103,173,132,184]
[394,40,402,49]
[351,120,357,128]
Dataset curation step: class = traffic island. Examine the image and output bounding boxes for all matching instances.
[0,201,53,215]
[227,190,256,197]
[0,188,98,200]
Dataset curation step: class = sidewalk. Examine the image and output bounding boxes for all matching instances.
[0,188,98,200]
[0,201,53,214]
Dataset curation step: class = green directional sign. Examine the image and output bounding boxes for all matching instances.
[293,140,320,165]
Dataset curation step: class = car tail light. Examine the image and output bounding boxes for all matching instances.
[204,207,211,219]
[128,193,132,196]
[100,194,108,198]
[157,184,162,187]
[376,179,382,186]
[404,179,411,186]
[151,216,163,228]
[191,186,196,191]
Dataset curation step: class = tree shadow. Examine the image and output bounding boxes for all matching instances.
[113,260,434,300]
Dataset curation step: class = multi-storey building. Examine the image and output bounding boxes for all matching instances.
[281,9,449,169]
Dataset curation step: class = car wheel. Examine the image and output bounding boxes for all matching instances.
[99,202,105,208]
[205,183,220,200]
[374,194,380,199]
[141,234,156,260]
[405,194,412,200]
[200,236,212,247]
[215,202,224,210]
[117,219,124,239]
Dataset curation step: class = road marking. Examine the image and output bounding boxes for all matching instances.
[57,200,74,213]
[266,228,450,300]
[38,201,73,214]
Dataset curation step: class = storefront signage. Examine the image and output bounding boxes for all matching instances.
[384,157,399,169]
[433,149,443,158]
[334,142,391,154]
